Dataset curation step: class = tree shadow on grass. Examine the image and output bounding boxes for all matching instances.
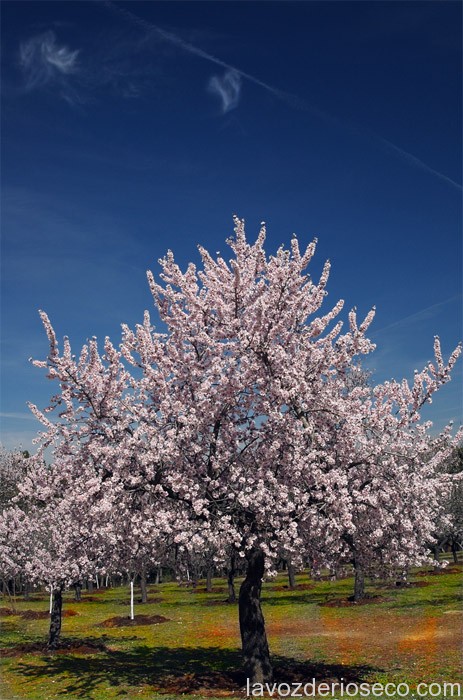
[13,644,379,698]
[261,592,344,606]
[1,634,139,657]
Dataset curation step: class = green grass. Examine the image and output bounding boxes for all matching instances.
[1,562,462,700]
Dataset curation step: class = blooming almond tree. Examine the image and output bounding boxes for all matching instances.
[10,445,187,647]
[0,448,30,607]
[0,451,121,647]
[28,217,460,682]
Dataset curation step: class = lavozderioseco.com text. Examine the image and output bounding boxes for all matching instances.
[246,679,461,697]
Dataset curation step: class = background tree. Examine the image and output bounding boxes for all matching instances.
[0,447,29,508]
[1,451,125,647]
[0,448,31,602]
[432,446,463,563]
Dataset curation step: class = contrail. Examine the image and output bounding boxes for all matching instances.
[104,1,293,100]
[104,0,462,192]
[374,135,462,191]
[371,295,462,337]
[103,0,339,124]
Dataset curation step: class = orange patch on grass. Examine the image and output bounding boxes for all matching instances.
[318,608,363,663]
[398,617,437,647]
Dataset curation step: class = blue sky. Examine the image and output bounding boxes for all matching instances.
[1,1,462,452]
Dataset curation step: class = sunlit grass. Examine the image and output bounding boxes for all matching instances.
[1,561,461,700]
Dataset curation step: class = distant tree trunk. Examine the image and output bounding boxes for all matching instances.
[140,569,148,604]
[287,562,296,589]
[227,553,237,603]
[130,579,135,620]
[432,545,440,571]
[239,548,272,684]
[48,586,63,649]
[451,541,459,564]
[87,578,94,593]
[352,556,365,602]
[155,565,162,585]
[2,578,17,614]
[23,580,30,601]
[206,566,213,593]
[74,583,82,601]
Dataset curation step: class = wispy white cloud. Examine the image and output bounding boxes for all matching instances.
[0,412,37,421]
[17,27,161,104]
[19,30,80,91]
[104,1,287,99]
[104,0,462,191]
[207,69,241,113]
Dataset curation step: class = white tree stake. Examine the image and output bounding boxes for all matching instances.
[130,580,134,620]
[49,590,53,615]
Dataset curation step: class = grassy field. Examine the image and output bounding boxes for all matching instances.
[0,563,461,700]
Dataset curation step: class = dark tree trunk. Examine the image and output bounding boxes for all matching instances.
[48,587,63,649]
[86,578,94,593]
[140,570,148,604]
[74,583,82,601]
[287,562,296,590]
[23,580,30,601]
[227,553,237,603]
[206,566,213,593]
[154,565,163,585]
[239,548,272,684]
[451,541,459,564]
[353,560,365,602]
